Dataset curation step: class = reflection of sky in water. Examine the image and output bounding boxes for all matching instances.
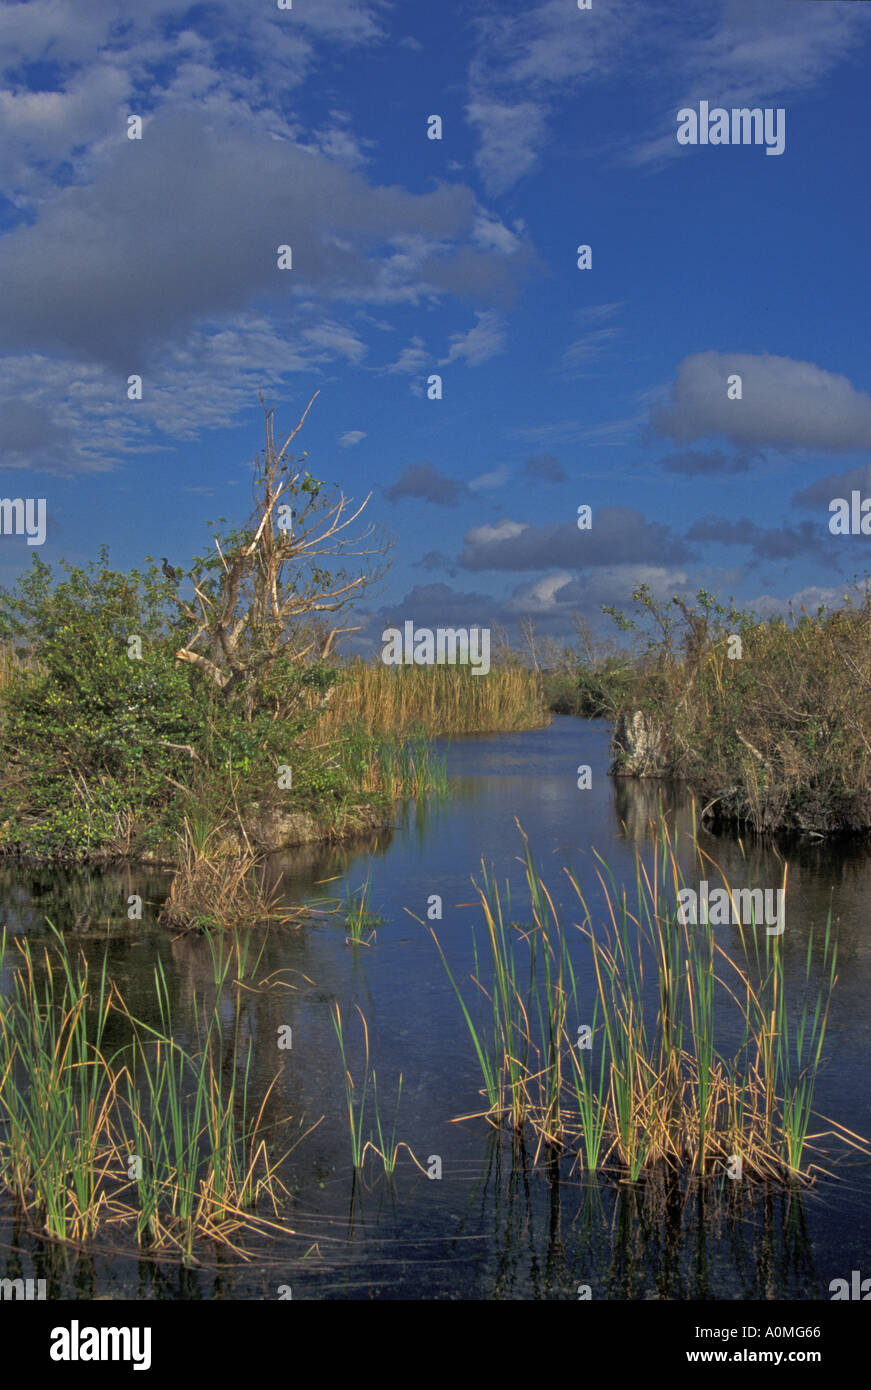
[2,717,871,1299]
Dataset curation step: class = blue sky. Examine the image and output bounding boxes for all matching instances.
[2,0,871,652]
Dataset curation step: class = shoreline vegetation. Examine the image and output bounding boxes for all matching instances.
[595,585,871,839]
[4,820,862,1266]
[0,397,548,926]
[0,395,866,939]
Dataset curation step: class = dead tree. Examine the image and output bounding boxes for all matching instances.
[172,392,387,711]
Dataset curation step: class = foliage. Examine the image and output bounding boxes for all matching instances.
[605,583,871,834]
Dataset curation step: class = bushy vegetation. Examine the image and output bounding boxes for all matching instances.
[0,550,389,862]
[515,617,634,717]
[606,584,871,835]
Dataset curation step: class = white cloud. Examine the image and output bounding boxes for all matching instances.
[466,0,871,188]
[510,571,574,612]
[465,99,549,196]
[304,322,368,363]
[745,585,845,619]
[469,466,511,491]
[465,519,528,546]
[384,336,427,375]
[0,108,512,367]
[339,430,366,447]
[440,311,507,368]
[562,326,621,371]
[654,351,871,453]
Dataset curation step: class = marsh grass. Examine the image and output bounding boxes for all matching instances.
[375,735,449,800]
[331,1003,420,1175]
[158,814,310,932]
[308,660,547,739]
[608,586,871,834]
[423,818,866,1184]
[0,925,297,1259]
[342,873,382,946]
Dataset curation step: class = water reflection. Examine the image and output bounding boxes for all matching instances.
[1,717,869,1299]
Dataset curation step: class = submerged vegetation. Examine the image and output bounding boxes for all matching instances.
[423,819,866,1186]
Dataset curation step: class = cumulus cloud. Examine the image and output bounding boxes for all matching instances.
[685,514,830,561]
[465,519,528,547]
[0,399,71,469]
[792,461,871,509]
[0,107,520,368]
[653,352,871,453]
[0,313,335,472]
[0,0,392,200]
[745,585,846,620]
[507,564,693,618]
[460,507,690,571]
[339,430,366,447]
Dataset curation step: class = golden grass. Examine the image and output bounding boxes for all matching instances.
[0,928,304,1260]
[307,659,548,739]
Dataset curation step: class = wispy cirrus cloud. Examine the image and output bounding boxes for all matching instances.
[439,311,507,368]
[466,0,871,191]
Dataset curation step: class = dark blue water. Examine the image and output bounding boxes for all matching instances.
[2,717,870,1299]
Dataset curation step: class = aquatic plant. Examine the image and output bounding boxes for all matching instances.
[342,873,382,946]
[330,1003,418,1176]
[0,925,297,1258]
[424,818,866,1185]
[158,813,310,931]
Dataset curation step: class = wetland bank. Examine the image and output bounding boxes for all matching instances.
[2,717,871,1300]
[1,406,870,1298]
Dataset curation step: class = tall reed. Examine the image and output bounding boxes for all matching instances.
[307,660,547,739]
[426,819,862,1184]
[330,1003,418,1175]
[0,926,290,1256]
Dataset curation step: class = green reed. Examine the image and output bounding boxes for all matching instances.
[0,926,285,1256]
[427,817,860,1184]
[343,873,382,946]
[331,1002,416,1175]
